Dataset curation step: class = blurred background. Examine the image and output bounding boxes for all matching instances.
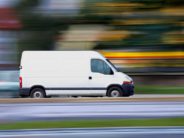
[0,0,183,97]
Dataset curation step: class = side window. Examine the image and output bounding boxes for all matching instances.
[103,61,113,75]
[91,59,104,74]
[91,59,113,75]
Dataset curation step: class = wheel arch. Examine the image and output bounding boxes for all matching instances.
[29,85,46,95]
[106,84,123,96]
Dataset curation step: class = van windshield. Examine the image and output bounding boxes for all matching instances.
[106,59,119,72]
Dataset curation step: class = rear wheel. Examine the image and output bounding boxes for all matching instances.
[30,88,46,98]
[107,87,123,97]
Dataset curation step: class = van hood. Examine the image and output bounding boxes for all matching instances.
[117,72,133,82]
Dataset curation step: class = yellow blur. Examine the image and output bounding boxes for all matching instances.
[100,51,184,59]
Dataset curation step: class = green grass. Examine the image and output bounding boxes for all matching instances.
[0,118,184,130]
[135,85,184,94]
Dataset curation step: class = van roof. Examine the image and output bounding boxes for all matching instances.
[22,51,104,59]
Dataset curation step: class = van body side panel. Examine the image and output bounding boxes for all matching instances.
[20,51,134,97]
[88,73,119,90]
[20,51,108,96]
[22,60,91,96]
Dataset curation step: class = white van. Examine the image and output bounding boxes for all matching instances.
[19,51,134,98]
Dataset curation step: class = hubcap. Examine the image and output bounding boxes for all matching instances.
[111,90,120,97]
[33,91,43,98]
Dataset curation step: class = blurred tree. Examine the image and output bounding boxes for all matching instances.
[14,0,68,60]
[163,0,183,6]
[14,0,183,53]
[82,0,183,51]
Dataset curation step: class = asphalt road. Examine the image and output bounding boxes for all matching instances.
[0,101,184,121]
[1,95,184,103]
[0,127,184,138]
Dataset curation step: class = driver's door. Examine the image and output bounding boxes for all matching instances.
[88,59,114,95]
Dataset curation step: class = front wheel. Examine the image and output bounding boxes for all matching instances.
[107,87,123,97]
[30,88,46,98]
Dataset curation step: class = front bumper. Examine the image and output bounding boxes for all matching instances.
[121,84,134,96]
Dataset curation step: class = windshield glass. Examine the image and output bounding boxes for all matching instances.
[106,59,119,72]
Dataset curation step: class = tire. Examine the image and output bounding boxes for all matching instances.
[72,96,78,98]
[123,94,130,97]
[30,88,46,98]
[107,87,123,97]
[19,95,28,98]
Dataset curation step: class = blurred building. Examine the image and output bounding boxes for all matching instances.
[0,5,21,70]
[56,25,108,50]
[35,0,82,17]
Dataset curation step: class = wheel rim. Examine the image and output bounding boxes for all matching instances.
[110,90,120,97]
[33,91,43,98]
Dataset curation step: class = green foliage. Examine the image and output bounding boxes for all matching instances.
[1,118,184,130]
[14,0,69,60]
[14,0,183,56]
[15,0,40,11]
[135,85,184,94]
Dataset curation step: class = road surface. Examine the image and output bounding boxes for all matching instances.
[0,101,184,121]
[1,95,184,103]
[0,127,184,138]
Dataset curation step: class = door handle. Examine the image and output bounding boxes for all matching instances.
[89,76,92,80]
